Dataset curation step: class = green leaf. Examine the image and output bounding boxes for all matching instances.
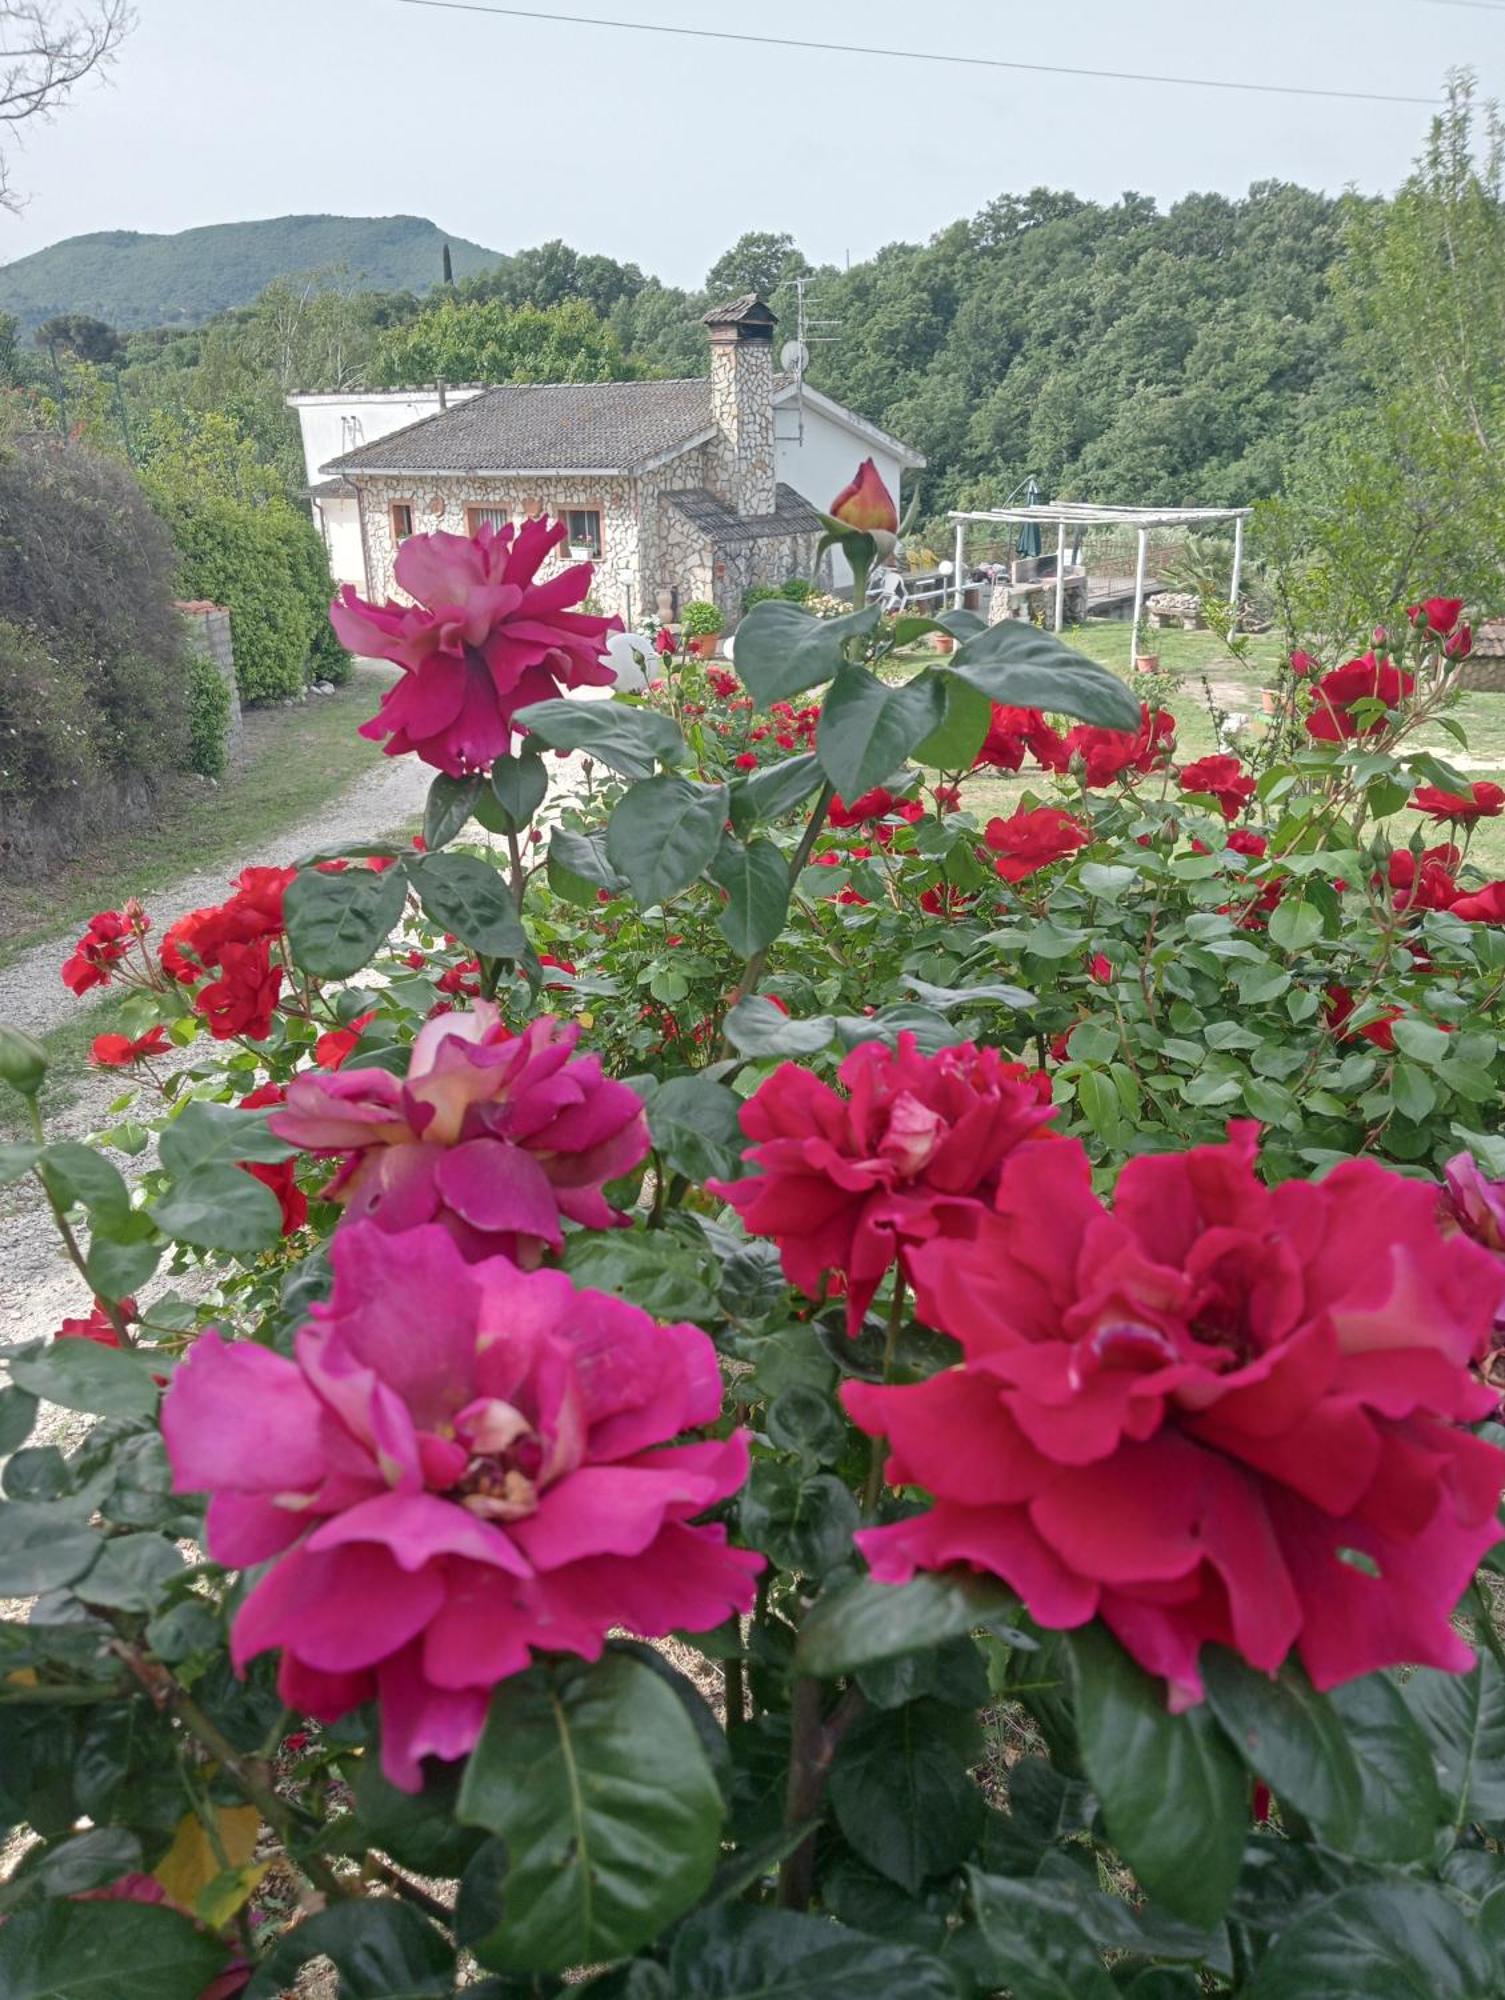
[76,1533,182,1612]
[513,696,686,781]
[0,1385,37,1455]
[732,751,824,828]
[10,1341,157,1421]
[0,1899,230,2000]
[894,607,987,645]
[158,1101,293,1175]
[411,852,529,959]
[900,973,1035,1012]
[0,1140,41,1185]
[284,862,408,978]
[1244,1882,1501,1999]
[1327,1673,1445,1862]
[1405,1659,1505,1826]
[548,825,625,905]
[1068,1624,1244,1927]
[85,1226,161,1301]
[796,1571,1025,1678]
[733,599,880,707]
[1267,898,1324,951]
[37,1144,131,1231]
[25,1828,144,1899]
[723,995,835,1057]
[967,1869,1117,2000]
[490,748,548,827]
[1392,1017,1452,1067]
[153,1164,283,1255]
[708,836,790,957]
[563,1229,719,1323]
[913,672,991,770]
[343,1744,484,1879]
[243,1900,453,1999]
[645,1075,746,1183]
[422,770,483,850]
[740,1463,859,1578]
[606,775,729,908]
[945,622,1141,728]
[829,1700,985,1892]
[457,1652,724,1974]
[666,1905,955,1998]
[815,665,945,799]
[0,1502,100,1596]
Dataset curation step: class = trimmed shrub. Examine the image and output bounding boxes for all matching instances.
[275,506,350,686]
[184,645,232,779]
[156,494,316,704]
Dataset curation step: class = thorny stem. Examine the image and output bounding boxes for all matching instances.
[777,1680,866,1910]
[27,1097,135,1349]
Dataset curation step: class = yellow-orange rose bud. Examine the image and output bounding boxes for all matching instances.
[830,458,898,536]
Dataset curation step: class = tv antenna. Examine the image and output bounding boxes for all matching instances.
[774,272,839,447]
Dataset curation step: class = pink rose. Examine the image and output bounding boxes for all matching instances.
[331,520,620,776]
[270,1006,649,1265]
[846,1126,1505,1707]
[161,1222,762,1791]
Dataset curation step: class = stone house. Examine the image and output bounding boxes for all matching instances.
[289,297,923,627]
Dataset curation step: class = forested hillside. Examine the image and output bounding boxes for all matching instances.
[0,213,502,332]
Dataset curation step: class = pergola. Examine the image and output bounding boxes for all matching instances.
[948,503,1254,668]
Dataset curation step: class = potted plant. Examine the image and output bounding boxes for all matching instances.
[681,601,724,659]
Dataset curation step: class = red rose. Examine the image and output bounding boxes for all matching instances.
[90,1026,171,1068]
[1089,953,1113,984]
[236,1082,306,1234]
[194,938,283,1041]
[829,788,898,827]
[61,910,133,994]
[919,883,973,918]
[1450,881,1505,924]
[314,1010,377,1072]
[1446,624,1474,662]
[1306,653,1414,742]
[1062,704,1175,787]
[1407,596,1466,637]
[973,705,1068,775]
[1226,829,1269,859]
[734,752,759,771]
[830,458,898,536]
[984,806,1091,883]
[1388,846,1459,914]
[1411,782,1504,824]
[848,1126,1505,1705]
[1324,984,1404,1050]
[1177,754,1256,823]
[1289,650,1320,678]
[654,625,675,655]
[57,1295,138,1348]
[709,1035,1057,1334]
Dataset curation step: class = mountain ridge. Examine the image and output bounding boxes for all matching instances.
[0,212,505,332]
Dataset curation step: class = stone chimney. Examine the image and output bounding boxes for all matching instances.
[702,294,778,519]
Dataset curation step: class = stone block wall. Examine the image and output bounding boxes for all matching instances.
[174,600,244,760]
[708,336,776,518]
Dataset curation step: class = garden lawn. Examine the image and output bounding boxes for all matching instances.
[887,623,1505,878]
[0,663,398,970]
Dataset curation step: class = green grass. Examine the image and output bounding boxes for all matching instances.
[890,620,1505,876]
[0,663,399,970]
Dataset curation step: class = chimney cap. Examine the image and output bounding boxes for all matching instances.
[701,293,779,333]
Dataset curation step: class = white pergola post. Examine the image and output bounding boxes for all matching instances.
[1053,518,1067,633]
[952,517,966,610]
[1228,515,1246,631]
[1131,526,1149,670]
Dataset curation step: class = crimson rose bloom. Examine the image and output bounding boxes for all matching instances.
[330,520,619,776]
[984,806,1091,883]
[1061,704,1175,787]
[1324,984,1403,1051]
[829,787,909,827]
[56,1296,139,1349]
[1451,881,1505,924]
[1388,845,1460,914]
[1413,781,1505,823]
[1177,755,1255,822]
[61,910,133,995]
[270,1005,649,1266]
[195,938,283,1041]
[238,1083,307,1236]
[162,1222,761,1790]
[1306,653,1414,742]
[846,1126,1505,1706]
[90,1026,171,1068]
[973,705,1068,774]
[1407,596,1465,637]
[709,1034,1057,1335]
[161,866,296,985]
[1225,828,1269,859]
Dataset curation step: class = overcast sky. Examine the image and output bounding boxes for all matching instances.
[2,0,1501,284]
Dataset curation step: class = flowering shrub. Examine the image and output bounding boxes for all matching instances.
[5,498,1505,1993]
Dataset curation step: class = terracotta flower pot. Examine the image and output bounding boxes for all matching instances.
[1261,687,1278,715]
[687,633,721,660]
[930,633,955,654]
[1134,655,1159,675]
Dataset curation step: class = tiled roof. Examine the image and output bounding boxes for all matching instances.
[1472,620,1505,659]
[702,294,777,327]
[323,379,716,477]
[305,477,355,499]
[665,483,823,543]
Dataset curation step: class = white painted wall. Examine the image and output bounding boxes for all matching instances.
[287,388,486,487]
[314,495,365,592]
[773,396,914,589]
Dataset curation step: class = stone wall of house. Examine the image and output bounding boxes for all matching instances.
[355,474,644,624]
[636,449,711,616]
[710,533,824,623]
[707,335,776,517]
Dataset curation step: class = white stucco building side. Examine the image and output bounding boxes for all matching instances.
[773,383,922,588]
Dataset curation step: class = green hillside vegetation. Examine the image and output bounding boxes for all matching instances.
[0,213,503,331]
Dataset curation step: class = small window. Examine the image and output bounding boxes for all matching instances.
[466,505,510,536]
[566,507,603,559]
[389,501,415,542]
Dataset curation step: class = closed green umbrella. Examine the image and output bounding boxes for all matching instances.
[1016,478,1042,559]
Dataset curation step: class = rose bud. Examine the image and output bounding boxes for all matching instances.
[830,458,899,537]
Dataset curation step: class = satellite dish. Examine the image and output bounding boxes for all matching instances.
[780,339,809,376]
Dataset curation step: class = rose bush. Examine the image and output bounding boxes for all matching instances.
[5,500,1505,1994]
